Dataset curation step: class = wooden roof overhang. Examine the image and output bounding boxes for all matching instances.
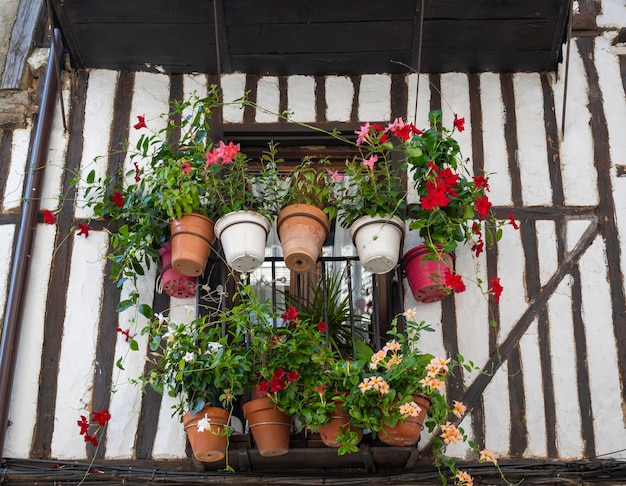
[50,0,570,76]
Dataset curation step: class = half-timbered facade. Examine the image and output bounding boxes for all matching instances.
[1,1,626,484]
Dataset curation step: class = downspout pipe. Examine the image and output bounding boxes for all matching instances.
[0,28,63,456]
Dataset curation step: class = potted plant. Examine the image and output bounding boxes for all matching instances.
[340,312,444,447]
[331,121,415,274]
[139,307,253,468]
[243,299,338,455]
[403,110,507,302]
[268,147,337,273]
[212,143,279,274]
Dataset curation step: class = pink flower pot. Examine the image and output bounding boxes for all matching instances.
[403,244,454,303]
[159,242,196,298]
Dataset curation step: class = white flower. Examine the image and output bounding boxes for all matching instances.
[163,325,176,342]
[208,342,222,354]
[183,351,195,362]
[155,312,168,325]
[197,414,210,432]
[403,308,417,321]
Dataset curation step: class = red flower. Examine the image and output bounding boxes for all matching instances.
[84,434,99,446]
[77,415,90,435]
[473,174,490,191]
[41,209,55,224]
[91,408,111,426]
[507,213,520,230]
[475,195,492,219]
[76,223,92,237]
[490,277,504,304]
[421,185,450,210]
[116,327,130,342]
[111,192,124,207]
[471,223,485,257]
[133,115,147,130]
[317,321,328,332]
[286,370,300,383]
[444,269,466,293]
[258,381,270,395]
[453,114,465,132]
[316,385,326,395]
[281,306,299,323]
[133,161,141,182]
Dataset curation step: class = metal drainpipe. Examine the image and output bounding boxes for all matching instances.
[0,28,63,456]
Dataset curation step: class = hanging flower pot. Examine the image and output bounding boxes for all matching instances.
[242,397,292,457]
[317,400,363,449]
[349,215,405,274]
[214,210,271,273]
[169,213,215,277]
[158,241,196,298]
[403,244,454,303]
[379,394,431,447]
[182,405,231,462]
[276,204,329,274]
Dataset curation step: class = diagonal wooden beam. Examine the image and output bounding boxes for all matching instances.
[458,216,599,420]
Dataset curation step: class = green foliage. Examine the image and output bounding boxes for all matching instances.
[331,124,407,228]
[257,143,337,220]
[406,109,504,255]
[282,270,370,357]
[139,302,255,419]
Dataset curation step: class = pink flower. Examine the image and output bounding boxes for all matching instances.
[329,170,344,182]
[205,151,219,166]
[362,155,377,169]
[182,162,191,174]
[355,122,371,146]
[218,141,240,164]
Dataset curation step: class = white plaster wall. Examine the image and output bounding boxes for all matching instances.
[3,224,54,457]
[3,126,31,210]
[75,70,118,220]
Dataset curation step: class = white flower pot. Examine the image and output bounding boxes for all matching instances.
[350,215,405,274]
[214,210,271,273]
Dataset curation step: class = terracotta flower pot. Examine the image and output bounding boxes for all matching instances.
[242,397,292,457]
[214,210,270,273]
[317,400,363,449]
[276,204,329,274]
[169,213,215,277]
[158,241,196,298]
[350,215,405,274]
[379,394,431,447]
[182,405,231,462]
[403,244,454,303]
